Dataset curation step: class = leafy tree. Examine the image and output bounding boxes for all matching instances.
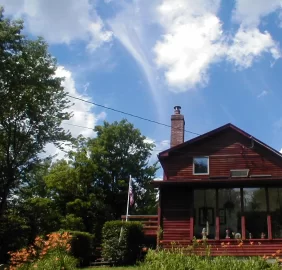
[88,119,158,218]
[43,120,158,241]
[0,8,71,218]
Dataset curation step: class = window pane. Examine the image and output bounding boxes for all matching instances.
[194,157,208,174]
[194,189,216,239]
[218,188,241,239]
[268,188,282,238]
[244,188,267,239]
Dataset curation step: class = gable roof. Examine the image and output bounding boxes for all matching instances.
[158,123,282,159]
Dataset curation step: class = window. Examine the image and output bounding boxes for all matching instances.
[244,188,267,239]
[193,157,209,175]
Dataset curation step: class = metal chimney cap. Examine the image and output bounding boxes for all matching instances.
[174,106,181,114]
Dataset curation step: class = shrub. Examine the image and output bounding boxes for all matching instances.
[138,249,281,270]
[102,220,143,265]
[65,230,94,267]
[8,230,94,269]
[28,252,77,270]
[8,232,73,270]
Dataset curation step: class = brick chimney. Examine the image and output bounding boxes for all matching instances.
[170,106,185,148]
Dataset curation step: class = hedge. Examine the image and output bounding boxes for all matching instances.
[61,230,94,266]
[102,220,143,265]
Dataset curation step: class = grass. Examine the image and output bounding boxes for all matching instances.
[85,267,136,269]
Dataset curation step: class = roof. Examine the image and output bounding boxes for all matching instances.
[158,123,282,159]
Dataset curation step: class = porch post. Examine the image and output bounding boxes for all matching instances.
[265,187,272,239]
[240,188,246,240]
[190,190,194,241]
[157,187,162,245]
[215,188,220,240]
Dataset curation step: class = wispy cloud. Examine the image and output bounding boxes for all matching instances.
[257,90,269,98]
[109,0,281,95]
[108,1,165,120]
[274,118,282,130]
[220,104,236,123]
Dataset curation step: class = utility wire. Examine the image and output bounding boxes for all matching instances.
[66,94,201,136]
[62,122,94,130]
[62,122,170,144]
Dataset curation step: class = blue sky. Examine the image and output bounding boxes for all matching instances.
[1,0,282,168]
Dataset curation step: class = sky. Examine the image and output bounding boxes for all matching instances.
[1,0,282,172]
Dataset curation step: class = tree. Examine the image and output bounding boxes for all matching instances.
[0,8,71,218]
[43,120,158,241]
[88,119,158,217]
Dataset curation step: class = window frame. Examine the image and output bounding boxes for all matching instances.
[193,156,209,175]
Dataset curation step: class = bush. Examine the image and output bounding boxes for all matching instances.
[102,220,143,265]
[66,231,94,267]
[8,232,75,270]
[139,249,281,270]
[30,252,77,270]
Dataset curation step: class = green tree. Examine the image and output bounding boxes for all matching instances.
[0,8,71,218]
[88,119,158,217]
[43,120,158,240]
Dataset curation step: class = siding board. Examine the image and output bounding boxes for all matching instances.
[162,187,192,241]
[162,129,282,181]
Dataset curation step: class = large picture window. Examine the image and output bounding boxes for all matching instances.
[193,157,209,175]
[268,188,282,238]
[243,188,267,239]
[192,187,282,240]
[194,189,216,239]
[218,188,241,239]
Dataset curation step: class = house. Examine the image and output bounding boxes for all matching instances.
[152,106,282,256]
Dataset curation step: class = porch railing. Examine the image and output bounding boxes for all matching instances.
[121,215,158,236]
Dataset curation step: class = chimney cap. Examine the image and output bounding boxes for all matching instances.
[174,106,181,114]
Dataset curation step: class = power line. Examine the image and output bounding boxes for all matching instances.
[61,122,170,144]
[66,94,201,136]
[62,122,94,130]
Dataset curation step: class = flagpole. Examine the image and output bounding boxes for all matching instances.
[125,175,132,222]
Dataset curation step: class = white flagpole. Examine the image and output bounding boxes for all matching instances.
[125,175,132,222]
[119,175,132,243]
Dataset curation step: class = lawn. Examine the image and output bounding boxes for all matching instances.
[86,267,136,270]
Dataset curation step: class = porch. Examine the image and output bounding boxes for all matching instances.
[121,215,158,237]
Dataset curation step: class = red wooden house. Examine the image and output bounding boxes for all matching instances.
[152,106,282,256]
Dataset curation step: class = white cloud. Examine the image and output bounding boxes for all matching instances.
[280,148,282,153]
[144,137,170,165]
[227,27,281,68]
[232,0,282,27]
[43,66,106,160]
[0,0,112,50]
[257,90,269,98]
[154,0,225,91]
[152,0,282,91]
[228,1,282,69]
[56,66,98,138]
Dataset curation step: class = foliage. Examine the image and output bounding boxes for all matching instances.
[8,232,73,270]
[89,120,158,217]
[138,249,281,270]
[0,210,30,263]
[64,230,94,267]
[0,7,71,218]
[102,221,144,265]
[43,120,158,241]
[26,252,77,270]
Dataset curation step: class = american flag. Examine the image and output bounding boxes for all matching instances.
[129,180,134,207]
